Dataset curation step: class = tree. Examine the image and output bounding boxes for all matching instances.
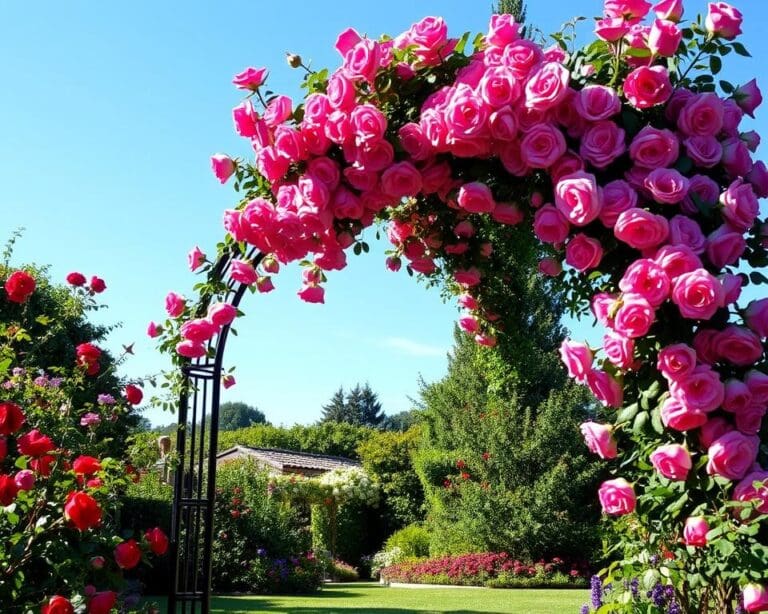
[320,383,384,427]
[218,401,267,431]
[494,0,526,23]
[321,387,349,423]
[381,409,420,432]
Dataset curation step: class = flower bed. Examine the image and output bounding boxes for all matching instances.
[380,553,589,588]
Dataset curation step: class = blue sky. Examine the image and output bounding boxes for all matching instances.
[1,1,766,427]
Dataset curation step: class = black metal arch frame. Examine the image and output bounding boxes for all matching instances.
[168,247,262,613]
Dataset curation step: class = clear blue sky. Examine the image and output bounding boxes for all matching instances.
[1,1,766,427]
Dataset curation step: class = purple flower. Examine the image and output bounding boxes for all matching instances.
[80,412,101,427]
[97,393,116,405]
[590,575,603,608]
[580,606,590,614]
[49,377,63,388]
[34,376,48,387]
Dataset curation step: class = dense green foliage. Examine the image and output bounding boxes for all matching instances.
[219,401,268,430]
[320,383,385,427]
[384,524,431,558]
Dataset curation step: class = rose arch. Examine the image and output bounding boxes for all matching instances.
[154,2,768,612]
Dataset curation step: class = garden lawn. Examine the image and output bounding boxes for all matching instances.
[149,582,588,613]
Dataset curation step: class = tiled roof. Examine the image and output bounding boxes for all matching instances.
[217,446,361,472]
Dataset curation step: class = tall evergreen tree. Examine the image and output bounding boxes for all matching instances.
[320,383,384,427]
[358,383,384,427]
[321,387,349,423]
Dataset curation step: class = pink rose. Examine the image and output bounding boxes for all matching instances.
[654,245,701,279]
[492,203,524,226]
[699,416,733,448]
[743,584,768,613]
[579,121,626,169]
[684,136,722,168]
[146,321,161,338]
[706,431,759,480]
[342,38,381,82]
[657,343,697,381]
[180,318,216,343]
[598,478,636,515]
[677,93,724,137]
[335,27,362,56]
[604,0,652,23]
[705,2,743,39]
[488,107,518,141]
[614,209,669,250]
[398,123,431,161]
[595,17,631,42]
[592,292,617,326]
[524,62,570,111]
[538,257,563,276]
[723,379,753,414]
[648,19,681,56]
[554,171,602,226]
[661,396,708,431]
[720,272,743,304]
[458,315,480,334]
[559,339,593,382]
[670,364,724,412]
[733,470,768,514]
[457,182,496,214]
[653,0,684,21]
[669,215,706,254]
[188,246,206,272]
[381,162,422,199]
[683,174,720,215]
[603,331,636,370]
[683,516,709,547]
[232,66,267,91]
[486,13,520,47]
[713,325,763,366]
[644,168,689,204]
[599,180,637,228]
[613,294,655,339]
[207,303,237,328]
[403,16,451,66]
[454,268,482,287]
[210,154,235,184]
[165,292,186,318]
[255,146,290,182]
[176,340,207,359]
[735,403,766,434]
[479,66,522,108]
[721,136,753,178]
[230,260,258,286]
[747,370,768,404]
[650,443,691,480]
[565,234,603,272]
[746,299,768,338]
[623,65,672,109]
[533,204,570,244]
[587,369,624,407]
[619,259,670,307]
[671,269,724,320]
[351,103,387,144]
[720,179,759,232]
[232,101,259,138]
[457,293,478,311]
[706,225,746,269]
[257,276,275,293]
[521,123,567,169]
[576,85,621,121]
[735,78,763,118]
[628,126,679,169]
[326,73,356,111]
[297,284,325,304]
[694,328,720,364]
[580,422,618,459]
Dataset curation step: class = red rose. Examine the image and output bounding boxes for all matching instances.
[72,455,102,476]
[86,477,103,489]
[114,539,142,569]
[89,276,106,293]
[41,595,75,614]
[0,401,25,435]
[0,474,19,506]
[145,526,169,556]
[0,437,6,462]
[64,491,102,531]
[66,272,87,287]
[75,343,102,376]
[4,270,36,303]
[123,384,143,405]
[17,429,55,457]
[87,591,117,614]
[30,455,55,476]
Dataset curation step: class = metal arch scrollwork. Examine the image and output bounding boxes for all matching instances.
[168,247,263,613]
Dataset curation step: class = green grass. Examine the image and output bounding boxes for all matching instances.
[149,582,588,613]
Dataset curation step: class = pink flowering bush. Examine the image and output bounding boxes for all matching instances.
[151,0,768,610]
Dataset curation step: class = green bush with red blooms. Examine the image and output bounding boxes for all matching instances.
[0,262,168,613]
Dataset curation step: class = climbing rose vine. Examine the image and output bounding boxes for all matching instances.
[153,0,767,611]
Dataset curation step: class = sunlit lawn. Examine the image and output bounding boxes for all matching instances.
[149,582,588,613]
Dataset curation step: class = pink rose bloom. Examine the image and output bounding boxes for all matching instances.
[533,204,570,244]
[714,325,763,366]
[398,123,431,161]
[682,174,720,215]
[619,259,670,307]
[576,85,621,121]
[677,93,724,137]
[705,2,743,39]
[342,38,381,82]
[684,136,722,168]
[165,292,186,318]
[207,303,237,328]
[720,179,759,232]
[613,293,655,338]
[521,123,567,169]
[604,0,651,22]
[592,292,618,326]
[723,379,755,413]
[579,121,626,169]
[671,269,724,320]
[479,66,522,108]
[595,17,631,42]
[554,171,602,226]
[565,234,603,272]
[232,66,267,90]
[743,584,768,613]
[683,516,709,547]
[457,293,478,311]
[381,162,422,199]
[256,276,275,294]
[559,339,593,382]
[669,216,706,254]
[670,364,725,412]
[230,259,258,286]
[699,416,733,448]
[614,209,669,250]
[587,369,624,407]
[653,0,684,21]
[648,19,681,56]
[598,478,636,515]
[210,154,235,184]
[232,100,259,138]
[492,203,524,226]
[458,315,480,335]
[661,396,707,431]
[623,65,672,109]
[603,331,636,370]
[654,245,701,279]
[657,343,697,381]
[255,146,290,182]
[650,443,691,480]
[720,272,743,304]
[454,268,482,287]
[628,126,679,169]
[524,62,570,111]
[721,136,753,178]
[733,470,768,514]
[80,412,101,427]
[747,370,768,404]
[176,340,207,359]
[14,469,35,491]
[580,422,618,459]
[335,27,362,56]
[402,16,451,66]
[550,150,584,182]
[538,257,563,276]
[457,182,496,214]
[735,404,766,434]
[746,298,768,338]
[180,318,216,343]
[706,225,746,269]
[486,13,520,47]
[488,107,519,141]
[644,168,689,204]
[297,284,325,304]
[693,328,720,364]
[735,78,763,118]
[599,180,637,228]
[188,246,205,272]
[351,103,387,144]
[146,321,161,338]
[222,374,236,389]
[706,431,759,480]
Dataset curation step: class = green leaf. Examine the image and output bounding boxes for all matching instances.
[719,80,735,93]
[710,55,722,74]
[616,403,639,424]
[715,539,736,557]
[731,42,751,57]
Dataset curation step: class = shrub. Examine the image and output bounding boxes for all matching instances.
[328,559,359,582]
[369,546,405,579]
[384,524,431,558]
